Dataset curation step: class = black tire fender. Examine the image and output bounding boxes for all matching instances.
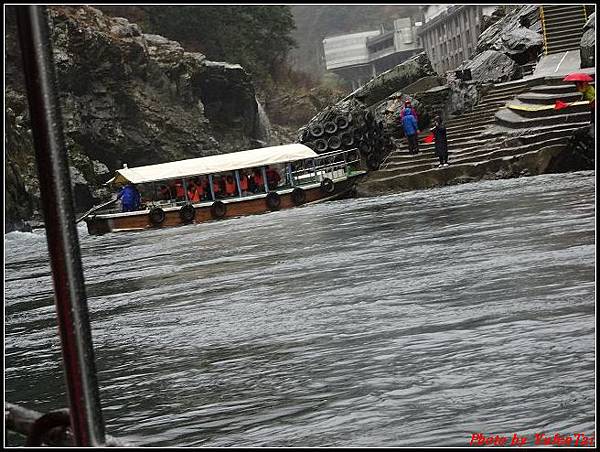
[291,187,307,205]
[309,123,325,138]
[328,135,342,150]
[366,152,381,171]
[359,141,371,154]
[320,178,335,194]
[335,115,350,129]
[324,121,338,134]
[211,201,227,219]
[314,138,328,152]
[179,203,196,223]
[149,207,166,226]
[266,191,281,211]
[340,132,354,146]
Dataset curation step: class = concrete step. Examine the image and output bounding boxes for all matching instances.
[531,84,583,94]
[506,100,590,118]
[543,9,586,22]
[447,113,498,127]
[546,34,584,47]
[547,44,585,55]
[446,119,496,133]
[495,107,590,128]
[545,20,586,35]
[390,134,505,160]
[473,100,511,111]
[543,4,585,11]
[482,88,531,101]
[546,34,585,46]
[517,91,582,104]
[546,40,579,54]
[446,119,497,132]
[443,124,490,137]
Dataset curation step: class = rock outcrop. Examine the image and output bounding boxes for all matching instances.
[345,52,435,106]
[476,5,543,65]
[5,5,269,231]
[580,12,595,69]
[463,50,522,83]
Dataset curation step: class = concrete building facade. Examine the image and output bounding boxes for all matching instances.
[322,17,423,90]
[418,4,497,75]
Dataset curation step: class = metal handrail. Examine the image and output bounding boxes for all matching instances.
[540,6,548,56]
[15,6,106,446]
[290,148,361,183]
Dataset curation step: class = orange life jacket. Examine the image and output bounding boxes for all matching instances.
[213,180,221,193]
[188,187,201,203]
[239,176,249,191]
[225,178,237,195]
[253,172,264,187]
[176,183,185,198]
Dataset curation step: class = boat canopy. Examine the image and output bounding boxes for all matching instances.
[108,144,318,185]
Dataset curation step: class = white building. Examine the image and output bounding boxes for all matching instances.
[322,17,423,90]
[419,4,499,74]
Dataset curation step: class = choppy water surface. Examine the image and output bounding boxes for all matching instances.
[5,172,595,447]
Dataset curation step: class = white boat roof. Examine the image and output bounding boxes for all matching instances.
[109,143,318,185]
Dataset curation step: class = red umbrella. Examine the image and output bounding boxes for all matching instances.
[563,73,594,82]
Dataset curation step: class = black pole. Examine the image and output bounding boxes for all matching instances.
[15,6,106,446]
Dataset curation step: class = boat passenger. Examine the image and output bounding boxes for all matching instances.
[117,183,141,212]
[159,184,171,201]
[200,177,211,200]
[187,182,201,203]
[225,175,237,197]
[174,180,185,200]
[252,169,264,193]
[239,172,250,195]
[213,176,223,198]
[266,166,281,190]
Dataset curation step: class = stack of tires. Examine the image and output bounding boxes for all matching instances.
[301,113,353,154]
[300,107,395,171]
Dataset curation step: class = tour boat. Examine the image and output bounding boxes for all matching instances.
[83,144,367,235]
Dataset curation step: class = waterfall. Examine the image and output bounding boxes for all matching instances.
[254,96,272,145]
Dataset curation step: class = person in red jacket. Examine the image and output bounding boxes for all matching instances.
[224,175,237,197]
[399,100,419,121]
[266,166,281,190]
[252,168,264,193]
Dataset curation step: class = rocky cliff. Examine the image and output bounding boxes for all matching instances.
[5,6,272,232]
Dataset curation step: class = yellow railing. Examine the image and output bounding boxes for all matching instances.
[540,6,548,56]
[582,4,588,21]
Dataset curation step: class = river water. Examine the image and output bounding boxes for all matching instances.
[5,171,596,447]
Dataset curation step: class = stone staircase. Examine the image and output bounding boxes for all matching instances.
[376,79,535,174]
[495,77,593,129]
[358,75,593,194]
[541,4,588,55]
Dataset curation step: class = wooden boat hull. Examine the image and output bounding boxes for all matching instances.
[85,174,364,235]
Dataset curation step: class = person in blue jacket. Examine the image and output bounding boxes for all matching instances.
[401,108,420,154]
[117,183,141,212]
